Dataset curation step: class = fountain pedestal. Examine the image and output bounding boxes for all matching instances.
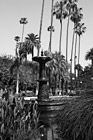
[32,54,51,100]
[32,52,51,101]
[32,53,65,140]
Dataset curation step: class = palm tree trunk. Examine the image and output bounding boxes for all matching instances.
[74,33,77,89]
[59,19,63,54]
[59,1,63,54]
[48,0,54,53]
[66,15,70,62]
[38,0,45,56]
[65,15,70,94]
[70,27,75,91]
[25,56,27,93]
[32,46,34,57]
[78,35,81,65]
[16,66,19,94]
[77,35,81,88]
[49,69,51,92]
[55,75,57,90]
[21,24,24,42]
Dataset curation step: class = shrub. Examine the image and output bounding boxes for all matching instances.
[56,94,93,140]
[0,92,40,140]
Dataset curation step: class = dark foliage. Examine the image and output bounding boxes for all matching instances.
[56,94,93,140]
[0,55,38,92]
[0,92,40,140]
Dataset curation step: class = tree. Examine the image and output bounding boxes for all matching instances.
[53,0,67,54]
[70,3,83,89]
[25,33,40,58]
[72,7,83,88]
[70,6,83,72]
[65,0,78,62]
[85,48,93,66]
[81,65,93,89]
[70,3,78,90]
[75,23,86,85]
[0,55,14,89]
[19,37,40,93]
[46,51,69,94]
[76,23,86,65]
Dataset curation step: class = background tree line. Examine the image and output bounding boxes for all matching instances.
[0,55,37,93]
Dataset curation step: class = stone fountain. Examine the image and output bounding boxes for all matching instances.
[32,51,69,140]
[32,51,51,101]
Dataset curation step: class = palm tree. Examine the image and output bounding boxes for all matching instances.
[65,0,78,62]
[51,52,69,94]
[70,4,82,90]
[53,1,66,54]
[76,23,86,87]
[45,51,69,95]
[64,0,78,93]
[19,18,28,42]
[76,23,86,65]
[73,8,83,89]
[70,3,78,72]
[38,0,45,56]
[20,34,40,94]
[25,33,40,58]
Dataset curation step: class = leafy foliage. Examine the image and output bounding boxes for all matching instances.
[0,93,40,140]
[0,55,38,92]
[85,48,93,65]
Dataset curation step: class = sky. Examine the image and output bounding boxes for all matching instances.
[0,0,93,69]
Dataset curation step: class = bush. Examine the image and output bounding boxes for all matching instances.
[0,92,40,140]
[56,94,93,140]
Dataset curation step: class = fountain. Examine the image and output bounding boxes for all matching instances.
[32,51,51,101]
[32,51,68,140]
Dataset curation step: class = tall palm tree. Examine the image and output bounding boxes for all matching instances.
[76,23,86,65]
[76,23,86,86]
[19,18,28,42]
[70,3,78,72]
[53,1,66,54]
[73,8,83,88]
[38,0,45,56]
[64,0,78,93]
[65,0,78,62]
[70,3,78,90]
